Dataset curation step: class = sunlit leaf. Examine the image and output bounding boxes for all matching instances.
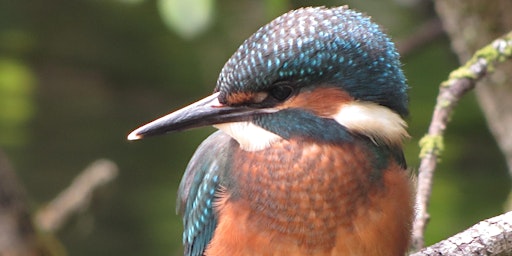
[157,0,214,39]
[0,59,35,147]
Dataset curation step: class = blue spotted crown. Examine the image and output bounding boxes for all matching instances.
[215,6,408,117]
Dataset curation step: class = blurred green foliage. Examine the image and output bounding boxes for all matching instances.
[0,0,509,255]
[0,58,35,147]
[157,0,214,39]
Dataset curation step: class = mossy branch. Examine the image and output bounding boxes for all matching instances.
[412,30,512,251]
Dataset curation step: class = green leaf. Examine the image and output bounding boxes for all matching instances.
[0,58,35,147]
[157,0,214,39]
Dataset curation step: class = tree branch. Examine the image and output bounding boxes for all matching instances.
[35,159,118,233]
[412,31,512,250]
[410,211,512,256]
[0,150,40,255]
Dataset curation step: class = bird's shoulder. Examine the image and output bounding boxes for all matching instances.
[177,130,235,256]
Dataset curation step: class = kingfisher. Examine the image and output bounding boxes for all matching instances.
[128,6,413,256]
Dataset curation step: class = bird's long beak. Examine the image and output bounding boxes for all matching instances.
[127,92,275,140]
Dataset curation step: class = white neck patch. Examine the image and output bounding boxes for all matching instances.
[214,122,282,151]
[213,101,407,151]
[332,102,408,146]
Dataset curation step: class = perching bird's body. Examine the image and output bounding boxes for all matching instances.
[129,6,413,256]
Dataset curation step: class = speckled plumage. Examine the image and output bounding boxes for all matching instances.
[177,132,227,256]
[216,6,408,117]
[128,5,413,256]
[176,6,412,256]
[181,131,412,256]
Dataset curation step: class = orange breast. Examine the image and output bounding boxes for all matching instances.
[205,139,413,256]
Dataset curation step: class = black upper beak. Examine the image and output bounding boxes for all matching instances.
[127,92,276,140]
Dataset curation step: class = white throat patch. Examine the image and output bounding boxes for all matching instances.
[214,122,282,151]
[213,101,407,151]
[332,102,408,146]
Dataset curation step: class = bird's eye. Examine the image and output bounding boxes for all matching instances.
[269,85,293,101]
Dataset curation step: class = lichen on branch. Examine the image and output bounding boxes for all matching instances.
[412,30,512,252]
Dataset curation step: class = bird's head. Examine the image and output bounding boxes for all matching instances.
[128,6,408,151]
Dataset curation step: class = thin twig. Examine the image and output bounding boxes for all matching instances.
[35,159,119,232]
[412,31,512,250]
[0,150,39,255]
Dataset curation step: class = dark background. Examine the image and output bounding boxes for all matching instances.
[0,0,509,255]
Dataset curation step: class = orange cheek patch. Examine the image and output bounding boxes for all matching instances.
[225,92,256,105]
[281,87,353,117]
